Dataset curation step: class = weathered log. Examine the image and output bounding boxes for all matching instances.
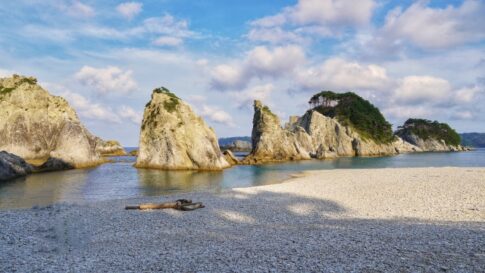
[125,199,204,211]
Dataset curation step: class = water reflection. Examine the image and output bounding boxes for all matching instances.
[1,149,484,209]
[0,168,89,208]
[137,169,224,195]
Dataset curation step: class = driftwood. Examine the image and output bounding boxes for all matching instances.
[125,199,205,211]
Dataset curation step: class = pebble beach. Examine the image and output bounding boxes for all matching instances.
[1,167,484,272]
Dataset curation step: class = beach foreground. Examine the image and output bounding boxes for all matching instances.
[1,167,484,272]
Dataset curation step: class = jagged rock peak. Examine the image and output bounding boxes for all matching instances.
[0,74,102,168]
[95,138,127,156]
[135,87,230,170]
[243,100,311,164]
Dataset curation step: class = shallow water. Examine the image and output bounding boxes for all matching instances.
[1,148,484,209]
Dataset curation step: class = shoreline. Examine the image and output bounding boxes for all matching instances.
[1,167,484,272]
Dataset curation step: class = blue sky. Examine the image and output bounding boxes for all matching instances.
[1,0,484,146]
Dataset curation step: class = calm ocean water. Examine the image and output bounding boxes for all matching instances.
[1,148,484,209]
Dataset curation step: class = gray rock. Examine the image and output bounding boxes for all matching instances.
[36,157,74,172]
[0,151,33,181]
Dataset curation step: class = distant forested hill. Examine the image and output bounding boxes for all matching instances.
[460,133,485,147]
[218,136,251,146]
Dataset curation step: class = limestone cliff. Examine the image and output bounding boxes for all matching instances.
[0,151,33,181]
[95,138,127,156]
[395,119,464,152]
[135,87,230,170]
[243,101,311,164]
[244,101,421,164]
[0,75,102,167]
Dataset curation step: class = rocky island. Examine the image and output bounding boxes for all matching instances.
[95,138,127,156]
[0,75,104,180]
[135,87,230,170]
[243,91,462,164]
[396,119,465,151]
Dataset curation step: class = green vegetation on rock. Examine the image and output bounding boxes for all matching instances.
[153,87,180,112]
[309,91,394,144]
[396,119,461,146]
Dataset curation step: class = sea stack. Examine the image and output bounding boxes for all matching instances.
[95,138,127,156]
[135,87,229,170]
[244,91,424,164]
[395,119,464,151]
[243,100,311,164]
[0,75,102,168]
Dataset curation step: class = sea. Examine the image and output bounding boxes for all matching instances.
[1,148,484,209]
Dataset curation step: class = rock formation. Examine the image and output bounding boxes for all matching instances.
[243,101,311,164]
[396,119,464,152]
[222,150,239,165]
[244,100,423,164]
[95,138,127,156]
[135,87,230,170]
[220,140,252,152]
[0,75,102,168]
[0,151,33,181]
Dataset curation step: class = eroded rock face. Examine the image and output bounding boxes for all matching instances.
[0,151,33,181]
[223,150,239,165]
[0,75,102,168]
[243,101,311,164]
[95,138,127,156]
[244,101,423,164]
[398,134,464,152]
[135,88,229,170]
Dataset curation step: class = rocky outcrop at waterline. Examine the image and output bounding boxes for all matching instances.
[396,119,465,152]
[243,96,425,164]
[95,138,127,156]
[0,75,103,168]
[243,101,311,164]
[0,151,33,181]
[135,87,230,170]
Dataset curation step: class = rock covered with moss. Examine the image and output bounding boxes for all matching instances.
[135,87,230,170]
[395,119,464,151]
[95,138,127,156]
[0,75,102,167]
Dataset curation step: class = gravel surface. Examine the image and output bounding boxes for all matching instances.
[1,167,484,272]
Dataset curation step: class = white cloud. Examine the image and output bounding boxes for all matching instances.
[247,27,305,44]
[210,45,305,90]
[152,36,183,47]
[230,84,274,108]
[54,1,95,18]
[198,105,235,127]
[75,66,137,94]
[455,85,482,104]
[248,0,376,44]
[116,2,143,20]
[296,58,391,91]
[62,91,121,123]
[287,0,376,26]
[393,76,452,104]
[117,105,143,124]
[380,0,485,49]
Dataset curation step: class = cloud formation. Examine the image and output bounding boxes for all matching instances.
[116,2,143,20]
[75,66,138,94]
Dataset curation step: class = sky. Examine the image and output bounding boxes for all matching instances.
[1,0,484,146]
